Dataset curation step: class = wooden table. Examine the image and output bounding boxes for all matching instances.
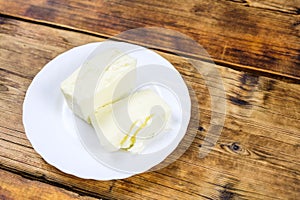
[0,0,299,199]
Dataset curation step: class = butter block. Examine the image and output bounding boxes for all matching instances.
[61,51,137,122]
[90,89,171,153]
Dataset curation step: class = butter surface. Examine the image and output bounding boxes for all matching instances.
[61,51,136,122]
[90,89,171,153]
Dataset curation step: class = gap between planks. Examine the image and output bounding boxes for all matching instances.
[0,164,112,200]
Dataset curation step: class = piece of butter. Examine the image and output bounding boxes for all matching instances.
[90,89,171,153]
[61,51,137,122]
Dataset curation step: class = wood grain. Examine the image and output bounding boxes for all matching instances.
[0,169,96,200]
[229,0,300,14]
[0,0,299,79]
[0,17,300,199]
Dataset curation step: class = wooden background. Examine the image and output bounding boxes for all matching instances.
[0,0,299,199]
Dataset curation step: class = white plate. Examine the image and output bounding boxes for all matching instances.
[23,42,191,180]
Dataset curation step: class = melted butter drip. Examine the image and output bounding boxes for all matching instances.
[121,115,153,151]
[120,120,138,146]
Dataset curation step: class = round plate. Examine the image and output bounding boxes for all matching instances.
[23,42,191,180]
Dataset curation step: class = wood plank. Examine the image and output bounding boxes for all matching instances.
[0,0,299,79]
[0,169,97,200]
[0,17,300,199]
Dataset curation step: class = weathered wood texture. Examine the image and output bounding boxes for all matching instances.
[0,169,96,200]
[0,0,299,79]
[230,0,300,14]
[0,17,299,199]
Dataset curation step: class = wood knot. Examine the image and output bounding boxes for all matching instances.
[198,126,205,132]
[221,142,250,156]
[230,142,240,151]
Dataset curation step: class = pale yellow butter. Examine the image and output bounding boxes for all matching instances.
[90,89,171,153]
[61,51,137,122]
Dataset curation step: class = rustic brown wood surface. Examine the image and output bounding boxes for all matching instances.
[0,16,299,200]
[0,169,96,200]
[0,0,299,79]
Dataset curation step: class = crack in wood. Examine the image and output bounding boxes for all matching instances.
[0,138,33,150]
[226,0,300,15]
[0,13,299,81]
[228,96,251,106]
[0,165,110,200]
